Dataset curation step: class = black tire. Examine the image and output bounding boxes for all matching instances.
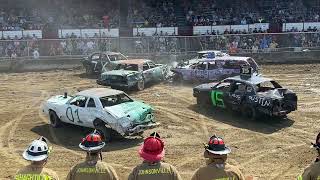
[196,97,211,108]
[173,73,183,84]
[49,110,62,128]
[241,105,257,120]
[96,125,112,142]
[136,80,145,91]
[85,67,93,75]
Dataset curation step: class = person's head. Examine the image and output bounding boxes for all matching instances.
[139,132,164,163]
[79,130,105,160]
[23,137,50,166]
[312,132,320,156]
[204,135,231,163]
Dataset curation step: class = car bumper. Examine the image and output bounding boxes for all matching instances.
[127,122,160,136]
[96,79,111,86]
[126,114,159,135]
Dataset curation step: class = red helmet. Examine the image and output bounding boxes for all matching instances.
[139,132,165,162]
[79,130,105,152]
[205,135,231,155]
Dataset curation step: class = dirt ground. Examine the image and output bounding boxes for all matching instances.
[0,64,319,180]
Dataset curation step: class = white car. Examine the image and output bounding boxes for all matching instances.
[184,50,229,65]
[42,88,159,140]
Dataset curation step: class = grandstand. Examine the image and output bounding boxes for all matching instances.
[0,0,319,57]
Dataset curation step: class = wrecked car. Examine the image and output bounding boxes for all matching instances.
[81,52,128,75]
[181,50,229,65]
[42,88,159,141]
[172,56,259,82]
[97,59,169,91]
[193,67,297,119]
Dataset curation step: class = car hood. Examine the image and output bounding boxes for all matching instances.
[101,70,138,77]
[104,101,153,124]
[194,82,219,91]
[47,95,72,105]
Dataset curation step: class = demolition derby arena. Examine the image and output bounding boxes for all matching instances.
[0,64,319,180]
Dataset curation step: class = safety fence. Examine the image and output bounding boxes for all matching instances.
[0,32,320,59]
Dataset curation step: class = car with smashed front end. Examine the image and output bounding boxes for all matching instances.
[42,88,159,141]
[97,59,169,91]
[81,52,128,75]
[193,67,297,120]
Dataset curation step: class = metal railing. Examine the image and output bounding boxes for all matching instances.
[0,32,320,59]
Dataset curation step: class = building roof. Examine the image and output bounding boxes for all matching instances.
[226,74,273,85]
[77,88,124,98]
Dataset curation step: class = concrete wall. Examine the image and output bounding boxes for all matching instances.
[1,51,320,73]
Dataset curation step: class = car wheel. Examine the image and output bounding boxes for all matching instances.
[137,80,145,91]
[49,110,62,128]
[241,105,257,120]
[173,73,183,84]
[85,67,93,75]
[96,125,112,142]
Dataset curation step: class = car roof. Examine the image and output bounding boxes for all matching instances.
[91,51,122,55]
[198,50,222,54]
[214,56,251,61]
[77,88,124,98]
[199,56,250,62]
[117,59,150,65]
[226,74,273,85]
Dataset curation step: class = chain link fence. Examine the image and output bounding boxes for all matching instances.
[0,32,320,59]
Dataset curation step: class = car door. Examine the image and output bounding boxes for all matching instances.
[147,61,161,80]
[192,62,209,81]
[142,62,153,83]
[225,82,250,110]
[210,80,232,108]
[64,95,91,127]
[207,61,219,81]
[84,98,101,128]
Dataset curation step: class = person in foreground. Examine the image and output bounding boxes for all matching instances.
[298,132,320,180]
[66,130,119,180]
[191,135,245,180]
[15,136,59,180]
[128,132,182,180]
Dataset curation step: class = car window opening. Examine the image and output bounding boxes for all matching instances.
[100,93,133,107]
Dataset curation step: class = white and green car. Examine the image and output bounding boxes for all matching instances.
[97,59,168,91]
[42,88,159,141]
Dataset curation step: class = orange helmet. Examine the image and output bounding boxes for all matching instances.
[79,130,105,152]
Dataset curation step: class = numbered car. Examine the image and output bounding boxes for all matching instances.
[97,59,169,91]
[171,56,259,83]
[193,68,297,119]
[81,52,128,75]
[42,88,159,140]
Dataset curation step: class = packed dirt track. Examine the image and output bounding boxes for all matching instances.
[0,64,320,180]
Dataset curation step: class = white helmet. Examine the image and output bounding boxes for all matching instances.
[22,137,49,161]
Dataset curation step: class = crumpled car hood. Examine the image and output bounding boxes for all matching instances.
[101,70,137,77]
[104,101,153,124]
[47,95,72,105]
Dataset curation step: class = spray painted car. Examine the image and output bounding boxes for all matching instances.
[81,52,128,75]
[97,59,168,91]
[181,50,229,65]
[193,67,297,119]
[42,88,159,141]
[172,56,259,82]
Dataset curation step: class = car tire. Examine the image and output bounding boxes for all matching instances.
[85,67,93,75]
[49,110,62,128]
[137,80,145,91]
[241,105,257,120]
[96,125,112,143]
[173,73,183,84]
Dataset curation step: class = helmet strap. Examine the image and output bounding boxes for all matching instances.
[100,152,102,161]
